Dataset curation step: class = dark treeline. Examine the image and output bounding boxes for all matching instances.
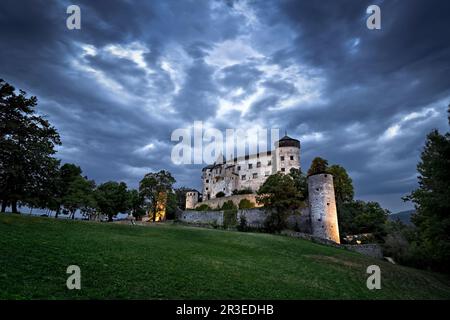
[0,79,187,221]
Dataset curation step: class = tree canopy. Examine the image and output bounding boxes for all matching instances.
[404,106,450,272]
[307,157,329,176]
[0,79,61,213]
[95,181,129,222]
[257,172,304,233]
[139,170,176,221]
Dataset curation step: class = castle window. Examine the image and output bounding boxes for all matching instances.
[267,160,271,166]
[248,163,253,169]
[237,166,241,171]
[256,162,261,168]
[206,187,209,190]
[253,173,258,179]
[280,156,285,161]
[281,168,285,172]
[241,175,246,180]
[206,179,209,183]
[290,156,294,160]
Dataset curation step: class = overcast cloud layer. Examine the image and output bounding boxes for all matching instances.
[1,0,449,212]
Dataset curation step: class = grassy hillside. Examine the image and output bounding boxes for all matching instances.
[1,214,449,299]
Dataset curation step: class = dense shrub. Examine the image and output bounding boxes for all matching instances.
[195,204,211,211]
[232,188,253,195]
[215,191,225,198]
[221,200,237,210]
[238,199,254,209]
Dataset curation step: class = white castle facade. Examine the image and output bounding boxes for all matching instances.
[201,135,301,200]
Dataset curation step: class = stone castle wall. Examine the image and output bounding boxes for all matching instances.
[194,194,261,210]
[178,207,311,230]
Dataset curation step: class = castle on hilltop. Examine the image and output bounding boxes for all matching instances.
[201,135,300,201]
[184,135,341,243]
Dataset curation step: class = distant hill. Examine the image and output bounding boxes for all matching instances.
[389,210,415,225]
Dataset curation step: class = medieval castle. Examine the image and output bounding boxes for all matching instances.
[184,135,341,243]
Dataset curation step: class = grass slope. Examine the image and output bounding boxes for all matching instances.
[0,214,449,299]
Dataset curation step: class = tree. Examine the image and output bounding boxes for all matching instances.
[328,164,354,204]
[328,164,354,232]
[95,181,129,222]
[288,168,308,200]
[307,157,329,176]
[139,170,175,222]
[128,189,145,219]
[257,172,304,233]
[63,175,96,219]
[23,157,60,214]
[53,163,83,218]
[339,200,389,240]
[165,191,178,220]
[0,79,61,213]
[404,109,450,272]
[174,187,190,210]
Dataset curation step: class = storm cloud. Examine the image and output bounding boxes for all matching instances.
[1,0,449,212]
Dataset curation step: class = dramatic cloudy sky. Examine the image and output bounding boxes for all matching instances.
[1,0,449,212]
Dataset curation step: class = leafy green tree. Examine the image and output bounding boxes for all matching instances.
[328,164,354,204]
[257,172,304,233]
[23,157,60,214]
[307,157,329,176]
[63,175,96,219]
[166,191,178,220]
[128,189,145,219]
[339,200,389,240]
[0,79,61,213]
[174,187,190,210]
[139,170,175,222]
[404,107,450,272]
[53,163,83,218]
[95,181,129,222]
[328,164,355,234]
[288,168,308,200]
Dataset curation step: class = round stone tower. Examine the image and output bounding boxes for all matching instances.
[274,135,301,173]
[307,173,340,243]
[185,190,199,210]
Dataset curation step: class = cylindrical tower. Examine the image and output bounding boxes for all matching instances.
[274,135,300,174]
[185,190,199,209]
[307,173,340,243]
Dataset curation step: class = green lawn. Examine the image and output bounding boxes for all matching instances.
[0,213,449,299]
